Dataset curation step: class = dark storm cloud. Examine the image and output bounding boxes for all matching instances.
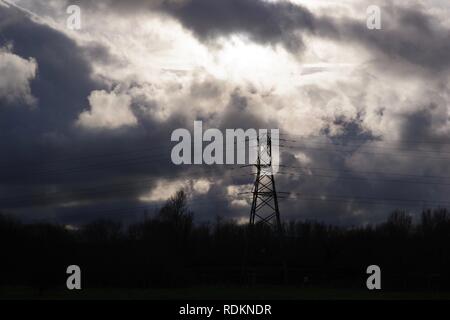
[341,6,450,72]
[75,0,337,53]
[16,0,450,75]
[0,2,267,225]
[76,0,450,72]
[159,0,323,53]
[0,4,100,134]
[165,1,450,72]
[2,0,450,226]
[0,5,221,222]
[168,1,450,72]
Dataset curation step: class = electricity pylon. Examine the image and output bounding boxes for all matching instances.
[243,131,287,283]
[249,132,282,233]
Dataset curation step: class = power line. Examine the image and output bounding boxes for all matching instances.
[278,140,450,156]
[259,171,450,188]
[275,144,450,161]
[273,164,450,181]
[0,138,256,177]
[279,133,450,147]
[0,154,172,181]
[283,192,450,207]
[0,171,253,209]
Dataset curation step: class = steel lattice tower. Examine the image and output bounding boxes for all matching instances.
[249,132,282,234]
[242,131,287,284]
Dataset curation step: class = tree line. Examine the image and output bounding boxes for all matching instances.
[1,190,450,291]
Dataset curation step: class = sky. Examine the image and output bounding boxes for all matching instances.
[1,0,450,226]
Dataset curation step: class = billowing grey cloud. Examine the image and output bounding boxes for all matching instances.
[71,0,450,73]
[164,1,450,73]
[87,0,339,53]
[0,6,164,216]
[159,0,321,53]
[2,1,450,227]
[0,46,37,106]
[341,6,450,73]
[0,4,258,225]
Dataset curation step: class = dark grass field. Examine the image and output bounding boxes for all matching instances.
[1,286,450,300]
